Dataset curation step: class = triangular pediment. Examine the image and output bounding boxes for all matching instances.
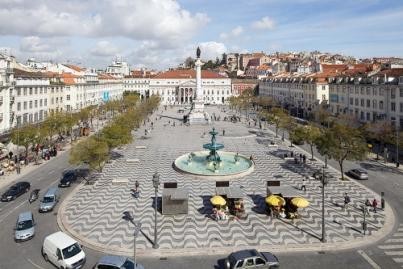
[178,80,196,87]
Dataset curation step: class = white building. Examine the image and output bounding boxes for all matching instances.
[149,69,231,105]
[123,75,151,99]
[0,53,15,132]
[328,68,403,129]
[106,58,130,78]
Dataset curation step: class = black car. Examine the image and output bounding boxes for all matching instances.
[1,181,31,202]
[58,170,78,187]
[225,249,279,269]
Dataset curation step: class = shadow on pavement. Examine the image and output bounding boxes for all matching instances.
[359,161,403,176]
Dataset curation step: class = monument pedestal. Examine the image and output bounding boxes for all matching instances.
[188,100,209,125]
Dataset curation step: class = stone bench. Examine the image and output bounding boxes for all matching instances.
[126,158,140,163]
[112,178,129,185]
[135,146,147,149]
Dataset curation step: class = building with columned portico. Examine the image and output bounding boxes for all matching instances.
[149,69,231,105]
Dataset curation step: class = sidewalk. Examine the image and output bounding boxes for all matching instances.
[0,118,107,190]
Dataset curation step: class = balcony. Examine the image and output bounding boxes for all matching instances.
[10,96,15,104]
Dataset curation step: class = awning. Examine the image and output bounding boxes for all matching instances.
[216,186,244,199]
[267,185,301,198]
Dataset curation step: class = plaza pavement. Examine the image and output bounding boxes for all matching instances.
[57,105,394,257]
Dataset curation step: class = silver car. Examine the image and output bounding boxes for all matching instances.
[225,249,279,269]
[15,211,35,242]
[94,255,144,269]
[39,187,59,213]
[348,168,369,180]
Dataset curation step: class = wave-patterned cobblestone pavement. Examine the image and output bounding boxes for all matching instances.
[62,106,386,251]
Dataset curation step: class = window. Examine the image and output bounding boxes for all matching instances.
[255,258,266,265]
[391,89,396,99]
[366,100,370,108]
[360,87,364,95]
[391,102,396,112]
[379,101,384,110]
[23,88,27,96]
[17,102,21,111]
[235,261,244,268]
[373,100,377,109]
[29,101,33,109]
[40,88,43,94]
[40,99,43,107]
[29,88,33,95]
[373,88,377,96]
[245,259,254,266]
[360,99,364,107]
[350,98,353,105]
[400,89,403,98]
[17,89,21,96]
[366,112,371,121]
[44,99,47,106]
[23,101,27,110]
[355,99,358,106]
[34,88,38,94]
[400,103,403,113]
[34,100,38,108]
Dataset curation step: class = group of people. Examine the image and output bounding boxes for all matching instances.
[343,193,379,213]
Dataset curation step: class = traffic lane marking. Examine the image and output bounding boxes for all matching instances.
[27,258,47,269]
[357,250,381,269]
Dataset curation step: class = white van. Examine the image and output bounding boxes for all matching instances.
[42,231,86,269]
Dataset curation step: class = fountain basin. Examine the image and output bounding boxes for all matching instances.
[174,151,254,179]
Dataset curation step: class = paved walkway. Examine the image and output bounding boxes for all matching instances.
[58,106,394,256]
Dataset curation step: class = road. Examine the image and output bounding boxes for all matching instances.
[0,124,402,268]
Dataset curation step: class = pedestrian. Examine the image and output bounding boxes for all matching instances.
[248,121,251,127]
[372,198,378,213]
[365,199,371,215]
[291,151,294,157]
[303,155,306,164]
[299,153,303,161]
[222,129,225,136]
[135,180,140,192]
[344,193,351,209]
[301,178,306,191]
[249,155,254,162]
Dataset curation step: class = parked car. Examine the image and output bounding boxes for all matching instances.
[59,170,78,187]
[14,211,35,242]
[39,187,59,213]
[94,255,144,269]
[1,181,31,202]
[225,249,279,269]
[42,231,86,269]
[348,168,369,180]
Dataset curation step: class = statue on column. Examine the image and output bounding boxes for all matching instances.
[196,46,201,58]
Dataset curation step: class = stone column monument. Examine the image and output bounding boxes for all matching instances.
[188,46,209,124]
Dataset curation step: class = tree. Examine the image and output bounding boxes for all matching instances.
[100,123,133,150]
[10,124,37,159]
[270,107,287,138]
[69,137,109,172]
[303,124,321,160]
[324,123,368,180]
[289,126,306,146]
[364,120,394,160]
[314,128,333,168]
[184,57,195,68]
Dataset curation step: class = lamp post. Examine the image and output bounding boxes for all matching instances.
[133,222,141,269]
[315,167,327,242]
[396,129,400,168]
[152,172,160,249]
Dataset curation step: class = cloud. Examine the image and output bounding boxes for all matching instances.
[0,0,209,46]
[251,16,275,30]
[220,26,244,40]
[90,41,119,57]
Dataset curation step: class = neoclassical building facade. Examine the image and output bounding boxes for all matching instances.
[149,69,231,105]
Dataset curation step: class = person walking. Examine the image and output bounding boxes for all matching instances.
[222,129,225,136]
[303,155,307,164]
[135,180,140,193]
[372,198,378,213]
[344,193,351,209]
[301,178,306,191]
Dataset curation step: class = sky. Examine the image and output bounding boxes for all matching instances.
[0,0,402,69]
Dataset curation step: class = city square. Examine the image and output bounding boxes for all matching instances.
[58,105,391,256]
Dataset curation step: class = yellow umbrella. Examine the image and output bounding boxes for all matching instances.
[210,195,226,206]
[265,195,286,206]
[291,197,309,208]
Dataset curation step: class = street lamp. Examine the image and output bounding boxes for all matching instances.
[314,167,328,242]
[396,129,400,168]
[123,212,141,269]
[152,172,160,249]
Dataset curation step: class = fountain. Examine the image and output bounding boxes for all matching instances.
[174,128,254,179]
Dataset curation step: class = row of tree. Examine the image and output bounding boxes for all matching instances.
[68,95,160,172]
[229,92,403,179]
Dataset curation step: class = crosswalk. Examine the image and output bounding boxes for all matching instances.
[379,224,403,267]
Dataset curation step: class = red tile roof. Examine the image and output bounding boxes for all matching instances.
[378,68,403,77]
[154,69,225,79]
[63,64,85,72]
[61,72,78,85]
